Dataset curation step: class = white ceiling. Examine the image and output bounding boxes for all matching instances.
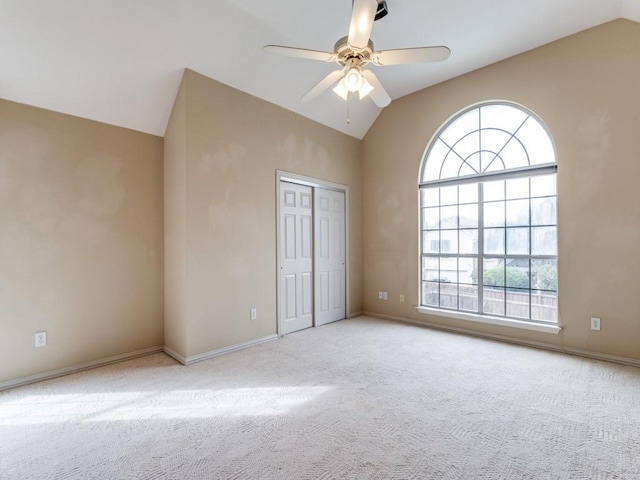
[0,0,638,139]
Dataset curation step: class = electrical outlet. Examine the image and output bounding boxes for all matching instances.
[250,308,257,320]
[378,291,383,299]
[590,317,601,331]
[399,294,405,303]
[382,292,388,301]
[35,331,47,347]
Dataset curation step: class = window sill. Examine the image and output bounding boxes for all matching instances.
[415,307,562,334]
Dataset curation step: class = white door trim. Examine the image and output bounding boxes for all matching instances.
[276,170,350,336]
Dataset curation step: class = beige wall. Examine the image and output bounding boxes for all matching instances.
[6,18,639,384]
[164,77,189,356]
[164,69,361,358]
[0,99,164,384]
[362,19,640,360]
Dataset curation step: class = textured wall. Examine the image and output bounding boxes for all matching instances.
[362,19,640,359]
[0,99,164,383]
[164,69,362,358]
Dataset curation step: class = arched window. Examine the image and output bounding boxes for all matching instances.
[419,102,558,329]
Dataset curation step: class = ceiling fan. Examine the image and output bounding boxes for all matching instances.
[264,0,450,108]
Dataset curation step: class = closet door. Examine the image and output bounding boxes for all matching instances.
[279,182,314,334]
[314,188,346,326]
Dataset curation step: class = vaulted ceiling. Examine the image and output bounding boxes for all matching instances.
[1,1,638,139]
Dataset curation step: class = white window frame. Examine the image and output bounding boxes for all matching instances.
[416,101,561,334]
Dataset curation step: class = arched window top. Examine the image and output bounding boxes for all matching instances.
[420,102,556,184]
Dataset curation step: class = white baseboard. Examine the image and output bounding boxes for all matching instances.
[164,334,279,366]
[162,346,187,364]
[347,311,363,319]
[2,334,281,391]
[361,311,640,369]
[0,346,164,391]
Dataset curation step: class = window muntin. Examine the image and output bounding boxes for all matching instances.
[420,102,557,324]
[421,103,555,184]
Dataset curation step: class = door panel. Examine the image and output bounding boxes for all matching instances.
[318,271,329,313]
[301,216,312,258]
[333,219,343,257]
[284,215,296,259]
[284,274,296,319]
[280,182,314,334]
[333,270,342,309]
[319,217,329,258]
[301,272,313,316]
[314,189,346,326]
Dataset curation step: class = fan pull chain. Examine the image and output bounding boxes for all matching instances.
[346,94,350,124]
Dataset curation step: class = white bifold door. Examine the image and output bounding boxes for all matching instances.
[314,188,346,326]
[279,182,346,335]
[280,182,314,335]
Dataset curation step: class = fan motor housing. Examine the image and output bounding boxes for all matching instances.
[334,36,374,66]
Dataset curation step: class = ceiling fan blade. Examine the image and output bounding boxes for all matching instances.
[362,69,391,108]
[372,46,451,66]
[302,70,344,102]
[348,0,377,49]
[263,45,336,62]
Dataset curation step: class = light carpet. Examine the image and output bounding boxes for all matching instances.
[1,316,640,479]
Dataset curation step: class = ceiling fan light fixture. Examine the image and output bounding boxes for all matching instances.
[333,79,349,100]
[344,66,364,92]
[358,76,374,99]
[265,0,450,110]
